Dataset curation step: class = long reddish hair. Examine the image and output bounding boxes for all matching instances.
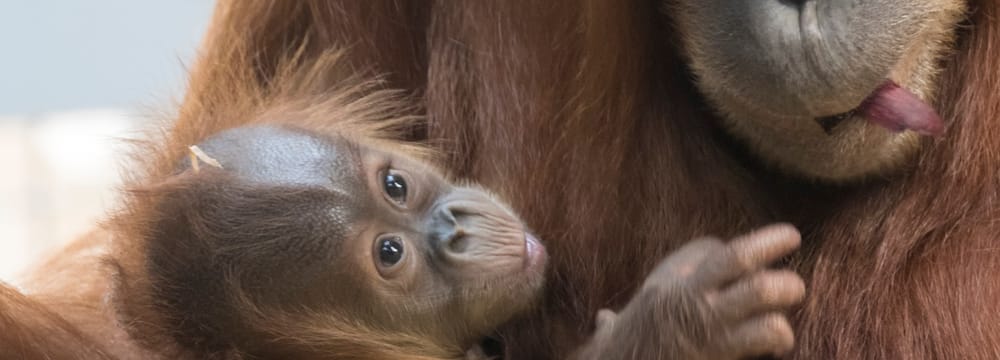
[119,1,1000,358]
[791,2,1000,358]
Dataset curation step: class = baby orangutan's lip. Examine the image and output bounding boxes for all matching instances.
[814,80,944,136]
[523,233,546,270]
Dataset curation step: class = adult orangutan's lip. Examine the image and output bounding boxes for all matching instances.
[858,80,944,136]
[814,80,944,136]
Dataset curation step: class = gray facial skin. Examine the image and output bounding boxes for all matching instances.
[193,125,363,191]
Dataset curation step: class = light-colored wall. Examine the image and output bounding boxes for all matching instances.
[0,2,214,282]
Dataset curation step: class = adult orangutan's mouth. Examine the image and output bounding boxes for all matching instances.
[814,80,944,136]
[815,110,857,135]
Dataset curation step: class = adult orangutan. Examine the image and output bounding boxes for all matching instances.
[174,1,1000,359]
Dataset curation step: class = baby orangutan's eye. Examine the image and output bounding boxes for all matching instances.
[377,236,403,269]
[382,170,408,205]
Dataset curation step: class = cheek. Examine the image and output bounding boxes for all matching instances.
[349,222,450,309]
[224,230,358,308]
[222,240,333,293]
[361,275,460,334]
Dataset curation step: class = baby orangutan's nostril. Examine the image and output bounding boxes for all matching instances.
[449,207,473,219]
[447,230,470,254]
[778,0,806,8]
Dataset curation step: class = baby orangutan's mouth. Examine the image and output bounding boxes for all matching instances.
[523,233,546,270]
[814,80,944,136]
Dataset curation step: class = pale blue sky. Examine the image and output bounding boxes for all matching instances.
[0,1,214,115]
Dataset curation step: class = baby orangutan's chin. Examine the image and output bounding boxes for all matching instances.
[502,232,548,302]
[452,232,548,325]
[521,233,548,297]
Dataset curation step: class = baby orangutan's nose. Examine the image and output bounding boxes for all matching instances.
[429,189,525,267]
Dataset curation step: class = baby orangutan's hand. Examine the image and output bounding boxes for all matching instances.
[578,224,805,360]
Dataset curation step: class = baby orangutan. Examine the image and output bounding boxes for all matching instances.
[115,123,804,360]
[123,124,547,359]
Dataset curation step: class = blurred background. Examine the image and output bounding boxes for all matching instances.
[0,2,214,282]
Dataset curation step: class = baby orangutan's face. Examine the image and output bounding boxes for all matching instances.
[176,125,547,351]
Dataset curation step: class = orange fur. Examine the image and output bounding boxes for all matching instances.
[0,281,114,360]
[2,13,451,359]
[790,3,1000,358]
[104,46,463,358]
[177,1,1000,359]
[7,0,999,358]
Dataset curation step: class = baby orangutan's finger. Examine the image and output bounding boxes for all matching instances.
[724,312,795,358]
[693,224,801,288]
[713,270,805,321]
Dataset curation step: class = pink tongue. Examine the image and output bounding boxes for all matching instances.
[858,80,943,136]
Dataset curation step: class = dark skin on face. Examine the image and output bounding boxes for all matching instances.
[146,125,547,358]
[145,124,806,360]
